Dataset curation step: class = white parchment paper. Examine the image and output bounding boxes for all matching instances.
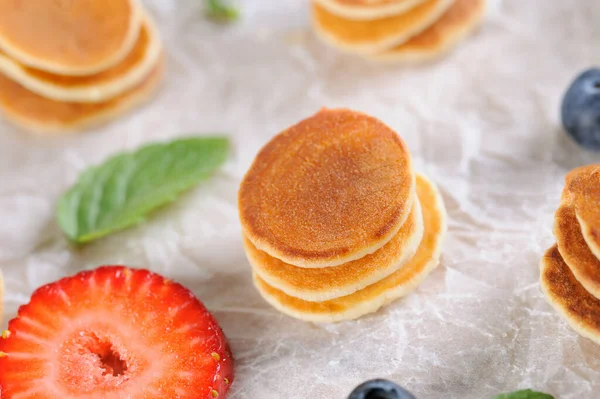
[2,0,600,397]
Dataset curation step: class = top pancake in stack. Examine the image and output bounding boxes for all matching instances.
[312,0,486,63]
[0,0,164,134]
[239,108,415,268]
[0,0,142,75]
[540,164,600,345]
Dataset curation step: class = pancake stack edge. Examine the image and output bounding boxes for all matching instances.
[541,164,600,345]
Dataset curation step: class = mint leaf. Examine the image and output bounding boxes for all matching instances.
[205,0,239,22]
[58,136,229,243]
[492,389,554,399]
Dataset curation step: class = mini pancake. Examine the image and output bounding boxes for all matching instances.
[0,0,142,76]
[0,13,162,103]
[540,245,600,345]
[368,0,485,63]
[312,0,454,54]
[313,0,429,21]
[0,56,164,135]
[239,108,415,268]
[554,203,600,299]
[563,165,600,261]
[247,191,424,302]
[253,174,447,323]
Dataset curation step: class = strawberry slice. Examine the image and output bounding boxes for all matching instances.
[0,266,234,399]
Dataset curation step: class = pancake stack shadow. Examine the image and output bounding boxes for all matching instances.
[0,0,164,134]
[540,164,600,344]
[311,0,486,64]
[238,108,448,323]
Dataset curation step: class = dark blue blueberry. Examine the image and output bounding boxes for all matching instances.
[561,68,600,151]
[348,379,416,399]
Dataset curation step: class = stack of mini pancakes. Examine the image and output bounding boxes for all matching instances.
[312,0,486,63]
[239,108,448,323]
[541,165,600,344]
[0,0,163,134]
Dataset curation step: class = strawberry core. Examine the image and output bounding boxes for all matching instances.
[92,339,127,376]
[58,329,138,394]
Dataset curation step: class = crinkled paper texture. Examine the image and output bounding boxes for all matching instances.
[1,0,600,397]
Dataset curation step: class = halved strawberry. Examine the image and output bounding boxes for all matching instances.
[0,266,234,399]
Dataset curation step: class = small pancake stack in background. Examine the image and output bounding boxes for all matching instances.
[239,108,448,323]
[541,165,600,344]
[0,0,164,134]
[312,0,486,63]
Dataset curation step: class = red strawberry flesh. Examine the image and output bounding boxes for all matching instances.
[0,266,234,399]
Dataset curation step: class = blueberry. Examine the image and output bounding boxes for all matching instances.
[348,379,416,399]
[561,68,600,151]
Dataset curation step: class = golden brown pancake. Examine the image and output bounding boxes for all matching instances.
[369,0,485,63]
[247,191,424,302]
[563,165,600,262]
[554,203,600,299]
[312,0,454,54]
[0,56,164,135]
[540,245,600,345]
[0,13,162,103]
[239,108,415,268]
[0,0,142,75]
[313,0,429,21]
[253,174,447,323]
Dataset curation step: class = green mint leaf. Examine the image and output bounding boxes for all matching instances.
[57,136,229,243]
[492,389,554,399]
[205,0,239,22]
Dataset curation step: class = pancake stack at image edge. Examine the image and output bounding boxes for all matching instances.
[540,165,600,345]
[311,0,486,64]
[0,0,164,135]
[238,108,448,323]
